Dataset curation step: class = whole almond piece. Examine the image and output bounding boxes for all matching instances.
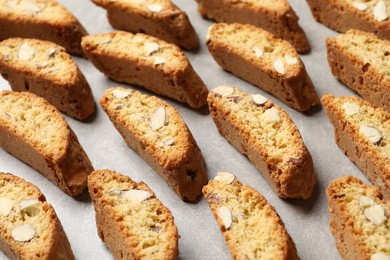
[358,195,375,208]
[263,107,281,122]
[18,43,35,61]
[360,125,382,144]
[121,189,153,203]
[0,197,14,216]
[343,102,360,115]
[11,225,36,242]
[273,58,285,74]
[112,89,131,99]
[150,107,166,130]
[19,199,40,216]
[364,205,386,225]
[217,206,233,229]
[212,86,234,97]
[373,0,388,22]
[251,94,268,106]
[214,172,235,184]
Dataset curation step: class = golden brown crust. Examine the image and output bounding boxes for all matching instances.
[88,169,179,260]
[92,0,198,50]
[322,94,390,199]
[82,31,208,109]
[0,0,88,56]
[326,30,390,113]
[197,0,309,53]
[202,172,299,259]
[326,175,390,259]
[0,91,94,196]
[0,37,95,120]
[307,0,390,41]
[99,87,208,201]
[206,23,319,112]
[0,172,74,260]
[207,86,316,199]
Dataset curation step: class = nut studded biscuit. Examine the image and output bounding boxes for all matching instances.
[0,0,88,56]
[208,86,316,199]
[82,31,208,109]
[322,94,390,199]
[326,30,390,113]
[0,38,95,120]
[88,169,179,260]
[202,172,299,259]
[0,91,94,196]
[92,0,198,50]
[326,176,390,259]
[0,172,74,260]
[197,0,310,53]
[206,23,319,112]
[99,87,208,201]
[307,0,390,41]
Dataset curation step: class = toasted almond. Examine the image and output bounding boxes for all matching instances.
[358,195,375,208]
[253,46,264,57]
[360,125,382,144]
[21,0,44,14]
[263,107,281,122]
[47,48,56,57]
[150,106,166,130]
[158,138,175,147]
[144,41,159,56]
[214,172,235,184]
[148,4,162,13]
[251,94,268,106]
[373,0,388,22]
[343,102,360,115]
[212,86,234,97]
[11,225,36,242]
[19,199,40,216]
[273,58,285,74]
[285,55,298,65]
[153,56,166,65]
[121,189,153,203]
[18,42,35,61]
[364,205,386,225]
[0,198,14,216]
[112,89,131,99]
[353,2,368,11]
[217,206,233,229]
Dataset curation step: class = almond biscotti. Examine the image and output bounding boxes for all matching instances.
[307,0,390,41]
[88,169,179,260]
[0,91,94,196]
[326,30,390,113]
[91,0,198,50]
[322,94,390,199]
[99,87,207,201]
[0,172,74,260]
[0,0,88,56]
[208,86,316,199]
[198,0,310,53]
[0,38,95,120]
[326,175,390,259]
[206,23,319,112]
[82,31,208,109]
[203,172,299,259]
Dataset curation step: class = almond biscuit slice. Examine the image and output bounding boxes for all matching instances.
[326,30,390,113]
[0,0,88,56]
[208,86,316,199]
[198,0,309,53]
[0,172,74,259]
[322,94,390,198]
[88,169,179,259]
[99,87,208,201]
[307,0,390,41]
[0,91,94,196]
[206,23,319,112]
[203,172,299,259]
[0,38,95,120]
[326,175,390,259]
[82,31,208,109]
[92,0,198,50]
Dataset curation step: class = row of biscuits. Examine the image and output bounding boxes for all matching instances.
[0,0,388,258]
[0,87,388,259]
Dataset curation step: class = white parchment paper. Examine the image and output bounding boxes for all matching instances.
[0,1,371,259]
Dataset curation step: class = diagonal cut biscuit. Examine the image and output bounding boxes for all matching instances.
[0,91,94,196]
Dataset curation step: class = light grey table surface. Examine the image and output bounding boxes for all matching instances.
[0,1,371,259]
